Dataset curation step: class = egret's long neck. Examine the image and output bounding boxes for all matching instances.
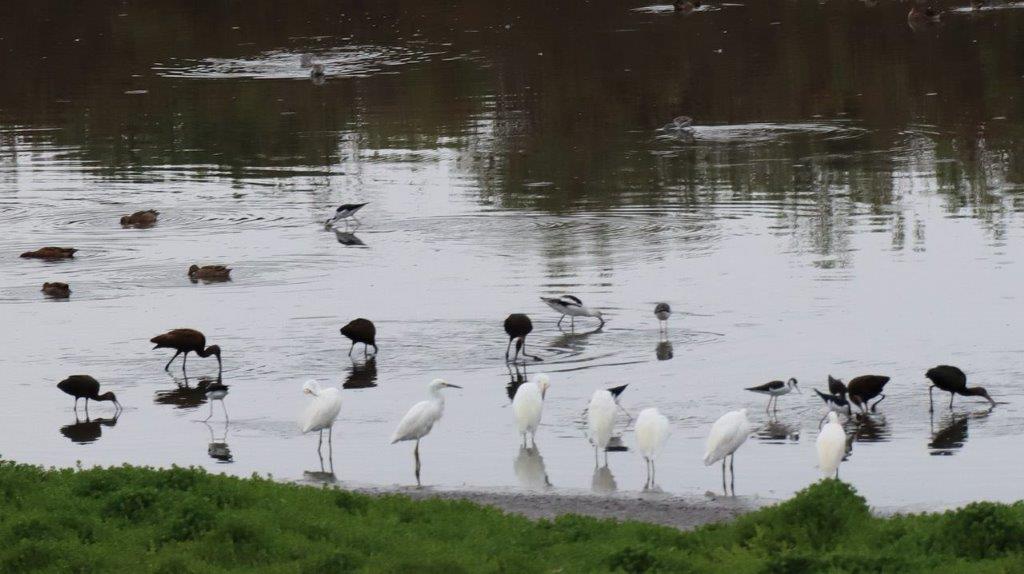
[430,387,446,402]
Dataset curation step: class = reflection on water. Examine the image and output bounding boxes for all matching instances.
[334,231,366,247]
[203,421,233,463]
[505,363,528,402]
[549,325,604,355]
[929,409,991,456]
[849,413,891,443]
[154,376,219,410]
[655,341,673,361]
[591,464,617,494]
[342,358,378,389]
[60,414,119,445]
[513,445,551,490]
[756,416,801,443]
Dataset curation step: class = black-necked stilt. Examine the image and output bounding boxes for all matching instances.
[654,302,671,331]
[188,264,231,282]
[325,202,368,227]
[57,375,122,414]
[925,365,995,411]
[21,246,76,259]
[340,318,377,357]
[745,378,799,411]
[847,375,890,413]
[151,329,223,376]
[42,282,71,298]
[540,295,605,328]
[504,313,541,362]
[704,408,751,496]
[204,379,229,422]
[828,374,847,396]
[120,210,158,228]
[814,388,851,416]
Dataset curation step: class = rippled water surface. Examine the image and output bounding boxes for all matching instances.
[3,0,1024,509]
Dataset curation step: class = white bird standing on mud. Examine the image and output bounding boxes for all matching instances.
[540,295,605,328]
[299,379,343,453]
[391,378,462,484]
[635,407,670,485]
[816,412,847,478]
[512,373,551,447]
[703,408,752,494]
[587,389,618,465]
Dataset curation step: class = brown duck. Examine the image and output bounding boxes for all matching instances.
[21,247,77,259]
[42,282,71,298]
[120,210,159,227]
[151,328,222,375]
[188,265,232,282]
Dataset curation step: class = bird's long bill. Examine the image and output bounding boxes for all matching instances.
[445,383,463,389]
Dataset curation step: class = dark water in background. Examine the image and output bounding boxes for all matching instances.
[2,0,1024,508]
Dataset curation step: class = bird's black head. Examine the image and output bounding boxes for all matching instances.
[97,392,121,409]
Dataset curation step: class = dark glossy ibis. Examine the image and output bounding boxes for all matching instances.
[42,282,71,298]
[504,313,541,362]
[57,375,121,414]
[925,365,995,411]
[847,375,890,412]
[340,318,377,357]
[21,247,76,259]
[151,328,222,376]
[827,375,847,396]
[188,264,231,282]
[120,210,158,227]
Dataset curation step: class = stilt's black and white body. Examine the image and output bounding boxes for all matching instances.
[325,202,368,228]
[606,384,633,421]
[57,375,122,415]
[745,378,799,412]
[925,365,995,412]
[540,295,604,328]
[814,388,851,418]
[204,379,229,422]
[391,379,462,485]
[654,302,671,333]
[847,375,890,413]
[504,313,542,362]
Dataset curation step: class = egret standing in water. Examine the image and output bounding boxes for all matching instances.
[587,389,618,465]
[299,380,343,456]
[512,374,550,447]
[816,412,847,478]
[703,408,752,494]
[635,407,670,486]
[391,379,462,485]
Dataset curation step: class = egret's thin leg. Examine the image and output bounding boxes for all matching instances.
[730,455,736,495]
[328,426,333,449]
[721,459,727,493]
[414,440,422,485]
[164,350,181,371]
[317,429,323,453]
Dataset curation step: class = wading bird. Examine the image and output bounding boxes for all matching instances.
[925,365,995,411]
[540,295,605,329]
[57,375,122,414]
[150,328,222,376]
[828,375,847,396]
[654,303,671,332]
[587,389,618,464]
[340,318,378,357]
[120,210,158,228]
[847,375,890,413]
[745,378,799,411]
[42,282,71,298]
[817,412,847,478]
[635,407,670,486]
[188,265,231,282]
[325,202,368,227]
[204,379,229,422]
[512,373,550,447]
[391,379,462,484]
[703,408,751,494]
[814,388,851,416]
[299,379,343,454]
[504,313,541,362]
[21,247,76,259]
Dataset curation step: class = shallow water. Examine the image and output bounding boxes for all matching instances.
[3,0,1024,510]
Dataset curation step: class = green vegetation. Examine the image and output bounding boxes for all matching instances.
[1,461,1023,572]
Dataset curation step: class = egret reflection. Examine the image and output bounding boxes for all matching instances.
[513,445,551,489]
[591,463,617,494]
[60,413,119,445]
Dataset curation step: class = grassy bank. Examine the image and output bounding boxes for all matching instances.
[0,462,1022,572]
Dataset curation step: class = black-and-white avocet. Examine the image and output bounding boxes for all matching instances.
[540,295,604,328]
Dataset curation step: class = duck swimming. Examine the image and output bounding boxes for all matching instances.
[188,265,232,282]
[21,247,77,259]
[120,210,158,227]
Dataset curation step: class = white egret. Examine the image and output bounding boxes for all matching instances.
[512,373,550,446]
[391,378,462,484]
[635,407,670,486]
[298,380,343,454]
[703,408,752,494]
[817,412,847,478]
[587,389,618,464]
